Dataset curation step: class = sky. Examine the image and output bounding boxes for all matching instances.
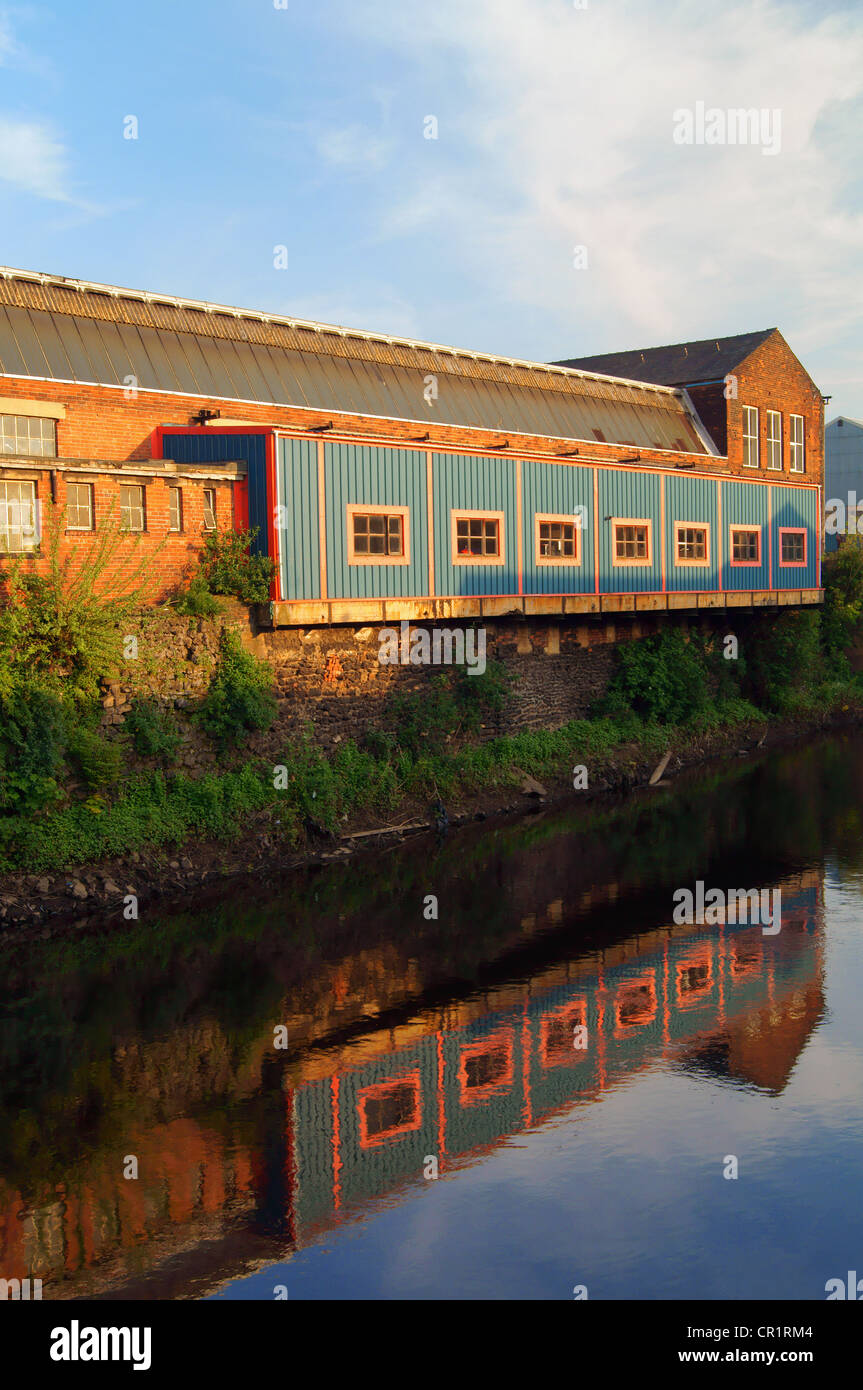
[0,0,861,417]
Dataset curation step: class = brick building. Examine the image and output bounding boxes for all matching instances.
[0,269,824,620]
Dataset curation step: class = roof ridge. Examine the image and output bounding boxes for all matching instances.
[0,264,683,399]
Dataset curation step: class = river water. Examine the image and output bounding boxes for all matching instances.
[3,732,863,1301]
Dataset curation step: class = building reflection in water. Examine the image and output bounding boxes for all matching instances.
[0,867,824,1299]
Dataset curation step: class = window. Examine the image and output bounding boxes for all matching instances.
[766,410,782,470]
[730,526,761,565]
[0,480,38,552]
[674,523,710,566]
[535,513,581,565]
[168,487,183,532]
[120,483,145,533]
[451,510,505,565]
[357,1072,421,1147]
[612,519,651,564]
[779,528,807,566]
[65,481,93,531]
[202,488,216,531]
[790,414,805,473]
[0,414,56,458]
[742,405,759,467]
[346,504,410,565]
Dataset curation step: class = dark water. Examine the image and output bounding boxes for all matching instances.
[3,733,863,1301]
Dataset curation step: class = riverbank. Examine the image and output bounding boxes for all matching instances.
[2,691,861,933]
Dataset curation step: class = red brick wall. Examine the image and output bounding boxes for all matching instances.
[0,373,719,473]
[0,465,236,600]
[725,331,824,484]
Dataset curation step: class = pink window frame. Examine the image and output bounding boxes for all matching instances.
[778,526,808,568]
[673,521,710,568]
[611,517,652,567]
[729,525,762,567]
[346,503,410,566]
[451,509,506,566]
[534,512,582,566]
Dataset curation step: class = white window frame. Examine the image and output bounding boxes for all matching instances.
[202,488,217,531]
[742,406,759,468]
[766,410,783,471]
[120,483,146,533]
[789,414,805,473]
[0,480,39,552]
[0,413,56,458]
[65,480,94,531]
[168,486,183,533]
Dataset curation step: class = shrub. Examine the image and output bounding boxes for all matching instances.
[821,541,863,675]
[200,528,275,605]
[743,609,822,711]
[198,629,277,748]
[172,570,222,618]
[125,699,181,763]
[66,724,124,789]
[600,628,710,724]
[0,678,67,813]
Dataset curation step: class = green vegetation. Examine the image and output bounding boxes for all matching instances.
[197,629,277,749]
[173,528,275,612]
[124,698,182,763]
[3,508,863,876]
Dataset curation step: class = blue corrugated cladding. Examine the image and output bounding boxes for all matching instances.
[277,437,320,600]
[772,484,818,589]
[160,431,269,557]
[521,459,594,594]
[664,474,719,592]
[597,468,662,592]
[433,453,518,597]
[720,480,770,591]
[325,443,428,599]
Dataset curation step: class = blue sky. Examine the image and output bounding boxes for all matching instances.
[1,0,861,415]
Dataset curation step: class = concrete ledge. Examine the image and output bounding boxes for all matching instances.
[266,588,824,627]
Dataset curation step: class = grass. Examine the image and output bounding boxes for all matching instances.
[0,692,823,876]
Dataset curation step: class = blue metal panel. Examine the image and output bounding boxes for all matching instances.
[432,453,518,597]
[720,480,770,591]
[597,469,661,592]
[160,430,269,557]
[771,484,818,589]
[277,436,319,600]
[324,443,428,599]
[664,474,719,592]
[521,459,594,594]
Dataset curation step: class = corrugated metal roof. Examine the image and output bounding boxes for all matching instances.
[0,267,711,453]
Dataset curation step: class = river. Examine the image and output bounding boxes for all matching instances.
[3,731,862,1301]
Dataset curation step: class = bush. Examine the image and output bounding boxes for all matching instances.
[200,528,275,604]
[600,628,710,724]
[198,629,277,748]
[743,609,822,711]
[172,570,222,618]
[821,541,863,675]
[66,724,124,789]
[0,679,67,814]
[125,699,181,763]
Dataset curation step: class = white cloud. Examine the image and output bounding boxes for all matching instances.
[339,0,863,368]
[0,116,73,202]
[0,14,77,204]
[315,123,393,173]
